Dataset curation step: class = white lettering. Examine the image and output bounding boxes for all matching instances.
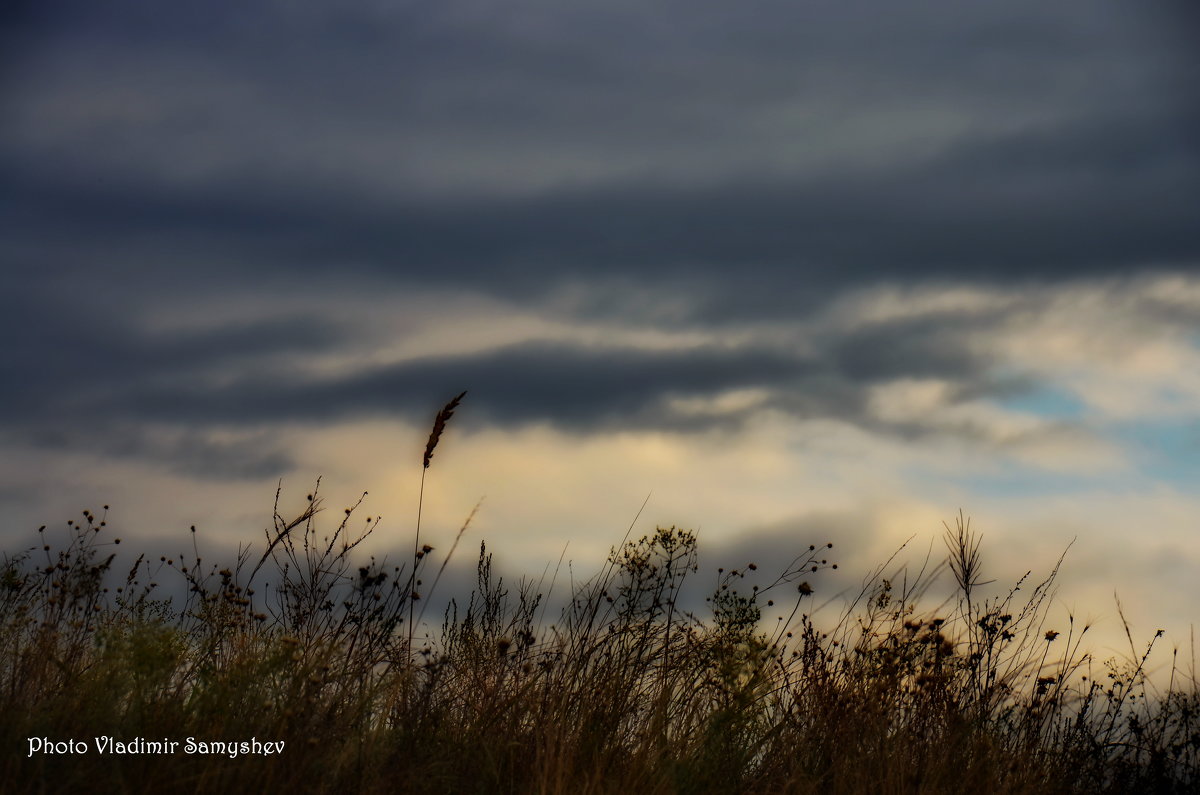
[27,738,88,757]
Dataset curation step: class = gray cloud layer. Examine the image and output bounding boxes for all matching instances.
[2,0,1198,477]
[0,288,1095,480]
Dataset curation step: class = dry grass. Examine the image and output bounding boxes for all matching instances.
[2,402,1197,794]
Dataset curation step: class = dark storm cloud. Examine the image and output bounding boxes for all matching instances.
[3,0,1197,300]
[5,338,814,431]
[1,0,1197,473]
[830,313,998,382]
[0,311,1023,476]
[0,293,346,417]
[0,291,346,477]
[0,289,345,429]
[3,103,1197,321]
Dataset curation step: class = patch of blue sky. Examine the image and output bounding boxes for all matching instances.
[1107,419,1200,491]
[992,384,1088,421]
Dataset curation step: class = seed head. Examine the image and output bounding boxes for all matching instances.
[424,391,467,468]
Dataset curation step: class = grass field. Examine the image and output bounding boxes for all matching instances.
[3,400,1197,793]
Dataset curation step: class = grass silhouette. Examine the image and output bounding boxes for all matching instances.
[2,398,1197,794]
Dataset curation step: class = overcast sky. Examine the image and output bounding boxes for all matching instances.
[3,1,1199,663]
